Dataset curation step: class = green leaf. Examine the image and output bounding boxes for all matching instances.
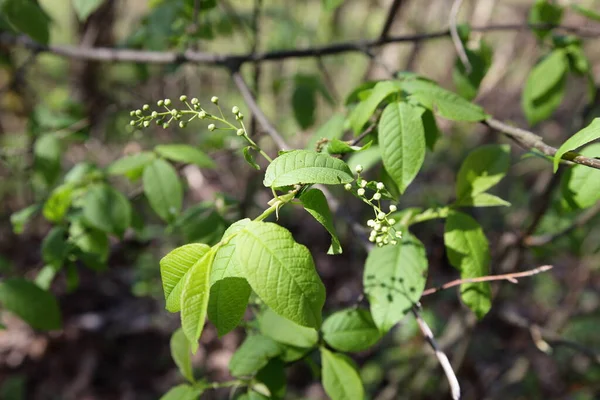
[159,384,203,400]
[243,146,261,170]
[258,308,318,348]
[323,0,345,12]
[553,118,600,172]
[444,211,492,319]
[348,80,399,134]
[522,73,566,126]
[402,79,488,122]
[42,227,69,268]
[256,358,287,399]
[181,248,216,352]
[107,152,155,180]
[229,335,282,377]
[170,328,194,383]
[421,109,441,151]
[69,221,109,268]
[322,308,381,352]
[2,0,50,44]
[292,80,317,129]
[263,150,354,188]
[35,264,59,290]
[72,0,103,21]
[0,278,61,330]
[326,139,372,155]
[155,144,215,169]
[529,0,563,40]
[33,133,62,185]
[210,219,250,283]
[11,204,40,234]
[452,43,492,101]
[565,44,590,76]
[364,233,428,332]
[208,277,251,337]
[82,184,132,237]
[300,188,342,255]
[143,158,183,222]
[456,144,510,201]
[306,113,346,151]
[571,4,600,21]
[43,184,75,223]
[455,192,511,207]
[160,243,211,312]
[560,143,600,209]
[236,221,326,328]
[378,101,426,193]
[320,348,364,400]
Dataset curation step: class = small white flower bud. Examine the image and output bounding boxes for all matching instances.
[357,188,365,197]
[376,182,384,190]
[355,165,363,173]
[143,121,150,128]
[164,99,172,106]
[151,111,158,118]
[395,231,402,238]
[135,109,142,116]
[391,240,398,245]
[376,236,383,243]
[360,180,367,188]
[191,98,199,105]
[232,106,240,114]
[157,100,164,107]
[344,183,352,191]
[236,112,244,120]
[367,219,375,227]
[374,223,381,231]
[381,226,388,232]
[208,124,216,131]
[373,193,381,201]
[369,236,376,242]
[388,218,396,225]
[171,109,177,117]
[179,95,187,102]
[383,238,389,244]
[389,205,397,212]
[179,121,187,128]
[129,120,136,126]
[211,96,219,104]
[162,122,170,129]
[142,104,150,111]
[377,212,385,220]
[129,111,135,117]
[198,111,207,119]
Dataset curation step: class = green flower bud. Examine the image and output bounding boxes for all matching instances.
[357,188,365,197]
[388,218,396,225]
[232,106,240,114]
[373,193,381,201]
[211,96,219,104]
[236,112,244,120]
[164,99,172,106]
[129,120,136,126]
[198,111,207,119]
[208,123,216,131]
[179,95,187,102]
[236,128,244,136]
[135,109,142,116]
[162,122,170,129]
[157,100,164,107]
[377,212,385,219]
[191,98,199,105]
[171,109,177,117]
[143,121,150,128]
[179,121,187,128]
[129,111,135,117]
[142,104,150,111]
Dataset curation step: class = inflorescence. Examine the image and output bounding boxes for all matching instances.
[345,165,402,247]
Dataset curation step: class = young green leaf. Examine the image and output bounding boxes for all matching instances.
[444,211,492,319]
[263,150,353,188]
[159,384,203,400]
[143,158,183,223]
[208,277,251,337]
[455,193,511,208]
[402,79,488,122]
[323,0,345,12]
[522,73,566,127]
[378,101,426,194]
[181,248,217,352]
[326,139,372,155]
[229,335,282,377]
[256,358,287,399]
[455,144,510,201]
[292,79,317,129]
[452,43,493,101]
[553,118,600,172]
[170,328,194,383]
[560,143,600,209]
[243,146,261,170]
[33,133,62,185]
[43,184,75,223]
[35,264,59,290]
[82,184,132,237]
[69,221,109,267]
[321,308,381,352]
[10,204,40,234]
[364,233,428,332]
[236,221,326,328]
[107,152,156,180]
[299,188,342,255]
[160,243,211,312]
[72,0,104,21]
[529,0,564,40]
[348,80,399,134]
[320,348,364,400]
[154,144,215,169]
[2,0,50,44]
[306,113,346,151]
[42,226,70,269]
[421,109,441,151]
[571,4,600,22]
[0,278,61,330]
[258,308,319,348]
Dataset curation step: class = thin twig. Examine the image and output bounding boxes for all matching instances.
[412,306,461,400]
[484,118,600,171]
[450,0,471,73]
[1,23,598,66]
[350,120,378,146]
[421,265,553,297]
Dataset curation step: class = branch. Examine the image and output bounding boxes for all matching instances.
[412,306,461,400]
[421,265,553,297]
[1,23,598,66]
[450,0,471,73]
[484,118,600,171]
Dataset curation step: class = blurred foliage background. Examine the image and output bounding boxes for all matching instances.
[1,0,600,399]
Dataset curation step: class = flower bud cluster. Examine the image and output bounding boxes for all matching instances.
[346,165,402,247]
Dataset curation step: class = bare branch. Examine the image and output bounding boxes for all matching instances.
[412,306,461,400]
[1,24,598,66]
[484,118,600,171]
[450,0,471,73]
[421,265,553,297]
[379,0,405,40]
